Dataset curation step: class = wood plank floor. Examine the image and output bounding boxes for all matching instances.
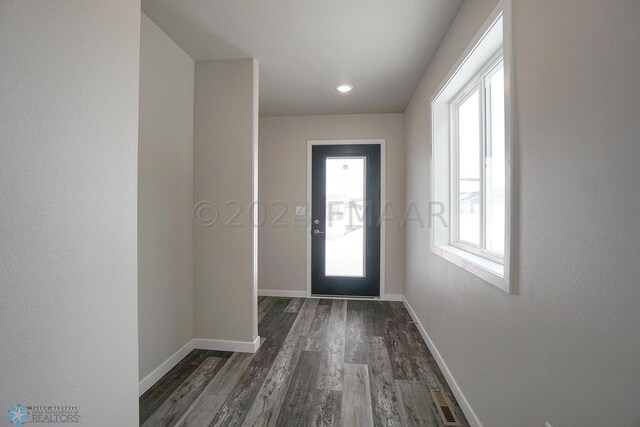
[140,297,469,427]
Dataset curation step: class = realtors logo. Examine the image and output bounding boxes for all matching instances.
[7,405,29,426]
[6,405,81,424]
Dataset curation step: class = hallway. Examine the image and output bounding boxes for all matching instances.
[140,297,468,426]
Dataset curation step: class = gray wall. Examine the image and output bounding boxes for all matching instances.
[259,114,405,297]
[138,14,195,381]
[0,1,141,424]
[403,0,640,425]
[194,59,259,343]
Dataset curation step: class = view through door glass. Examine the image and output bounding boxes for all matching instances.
[311,144,380,297]
[325,157,365,277]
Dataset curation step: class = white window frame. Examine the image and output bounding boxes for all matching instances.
[450,50,504,264]
[430,0,514,294]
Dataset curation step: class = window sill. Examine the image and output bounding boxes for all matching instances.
[431,244,510,293]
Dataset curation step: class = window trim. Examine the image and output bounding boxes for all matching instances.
[429,0,514,294]
[450,50,504,265]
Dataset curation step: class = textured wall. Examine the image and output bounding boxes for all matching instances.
[194,59,259,343]
[138,14,195,381]
[404,0,640,425]
[0,1,141,424]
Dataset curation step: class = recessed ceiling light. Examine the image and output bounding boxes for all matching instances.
[336,84,354,93]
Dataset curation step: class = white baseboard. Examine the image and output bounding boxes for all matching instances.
[259,289,404,302]
[138,336,261,396]
[258,289,307,297]
[402,297,483,427]
[192,336,261,353]
[139,340,195,396]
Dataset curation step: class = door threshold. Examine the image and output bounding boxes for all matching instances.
[309,294,381,300]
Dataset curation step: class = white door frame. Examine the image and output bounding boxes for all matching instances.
[306,139,386,299]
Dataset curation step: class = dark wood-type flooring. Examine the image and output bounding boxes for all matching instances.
[140,297,469,426]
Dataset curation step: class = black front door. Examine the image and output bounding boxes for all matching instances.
[311,144,381,297]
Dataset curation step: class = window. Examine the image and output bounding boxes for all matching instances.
[430,0,513,293]
[451,53,504,263]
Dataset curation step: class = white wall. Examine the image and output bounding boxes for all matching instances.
[259,114,405,297]
[138,14,195,381]
[0,1,140,425]
[194,59,259,344]
[404,0,640,426]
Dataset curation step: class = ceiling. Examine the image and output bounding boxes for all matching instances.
[142,0,463,117]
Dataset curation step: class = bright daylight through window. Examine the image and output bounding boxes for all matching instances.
[430,0,512,293]
[452,53,505,261]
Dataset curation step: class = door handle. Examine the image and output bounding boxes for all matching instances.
[313,229,324,235]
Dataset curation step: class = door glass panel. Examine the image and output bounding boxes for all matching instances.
[457,89,481,246]
[325,157,365,277]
